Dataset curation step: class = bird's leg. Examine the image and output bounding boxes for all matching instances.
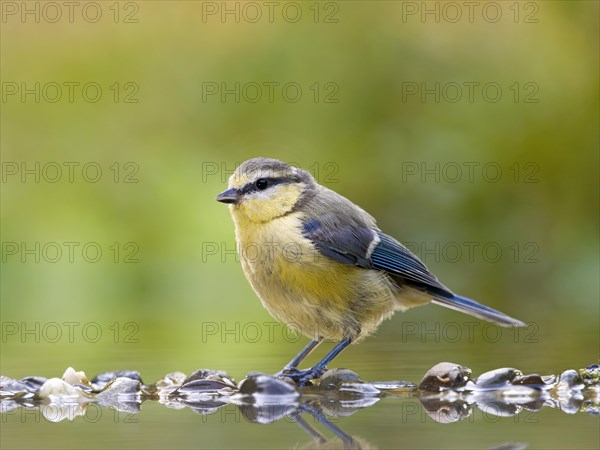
[276,338,323,376]
[278,337,353,386]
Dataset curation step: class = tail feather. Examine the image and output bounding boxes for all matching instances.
[432,294,526,328]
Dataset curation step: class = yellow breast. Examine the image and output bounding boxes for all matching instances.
[229,209,398,341]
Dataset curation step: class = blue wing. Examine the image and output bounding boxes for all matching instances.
[302,218,525,327]
[303,216,451,295]
[369,232,452,296]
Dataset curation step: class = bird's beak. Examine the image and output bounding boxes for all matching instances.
[216,188,239,204]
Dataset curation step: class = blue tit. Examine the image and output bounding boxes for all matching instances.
[216,157,525,385]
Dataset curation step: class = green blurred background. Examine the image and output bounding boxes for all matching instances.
[1,1,598,448]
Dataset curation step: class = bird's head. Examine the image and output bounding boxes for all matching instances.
[216,158,316,222]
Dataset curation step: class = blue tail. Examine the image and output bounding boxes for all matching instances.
[432,294,526,328]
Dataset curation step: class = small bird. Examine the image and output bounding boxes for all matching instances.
[216,157,525,385]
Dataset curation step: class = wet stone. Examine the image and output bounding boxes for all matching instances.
[371,381,417,392]
[175,369,237,395]
[0,376,33,398]
[182,369,233,385]
[96,377,141,399]
[37,378,91,401]
[157,372,187,387]
[62,367,91,387]
[495,384,543,398]
[578,364,600,386]
[238,373,298,397]
[474,368,522,389]
[19,376,47,393]
[276,376,298,388]
[152,372,187,396]
[317,369,380,396]
[91,370,143,391]
[556,370,585,390]
[319,369,363,389]
[512,374,555,389]
[72,383,94,394]
[338,382,380,396]
[95,377,142,412]
[419,362,472,392]
[177,379,236,395]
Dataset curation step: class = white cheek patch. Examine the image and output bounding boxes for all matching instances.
[247,186,280,202]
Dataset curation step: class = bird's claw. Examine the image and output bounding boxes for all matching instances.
[275,366,326,387]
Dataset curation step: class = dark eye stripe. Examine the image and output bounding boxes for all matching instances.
[240,177,292,194]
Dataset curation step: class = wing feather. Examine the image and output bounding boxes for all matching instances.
[300,212,525,327]
[302,214,452,296]
[370,232,452,295]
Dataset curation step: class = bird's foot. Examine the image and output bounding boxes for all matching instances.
[275,366,326,387]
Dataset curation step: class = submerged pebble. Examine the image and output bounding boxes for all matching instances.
[419,362,472,392]
[319,369,363,388]
[62,367,91,387]
[19,376,47,393]
[556,370,585,391]
[91,370,143,391]
[96,377,141,398]
[512,374,555,389]
[338,382,380,396]
[557,394,584,414]
[176,369,237,396]
[238,373,298,397]
[371,381,417,392]
[177,379,236,395]
[579,364,600,386]
[153,372,187,397]
[317,369,380,396]
[474,368,522,389]
[0,376,34,398]
[37,378,91,402]
[182,369,233,385]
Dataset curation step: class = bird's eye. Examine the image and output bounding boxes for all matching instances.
[255,179,268,190]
